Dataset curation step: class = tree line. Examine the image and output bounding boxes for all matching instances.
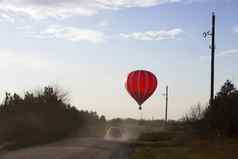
[183,80,238,137]
[0,86,106,149]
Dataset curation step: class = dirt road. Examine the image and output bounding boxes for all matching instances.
[0,138,130,159]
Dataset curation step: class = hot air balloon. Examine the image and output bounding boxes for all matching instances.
[125,70,158,110]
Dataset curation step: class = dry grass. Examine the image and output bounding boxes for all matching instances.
[130,132,238,159]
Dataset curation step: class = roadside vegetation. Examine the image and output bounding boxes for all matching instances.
[130,80,238,159]
[0,86,106,150]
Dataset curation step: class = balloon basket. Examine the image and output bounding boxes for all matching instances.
[138,106,143,122]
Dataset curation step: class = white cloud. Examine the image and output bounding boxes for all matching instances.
[217,49,238,57]
[29,25,106,43]
[0,0,183,20]
[233,26,238,33]
[16,25,32,30]
[120,28,183,41]
[0,13,15,23]
[0,50,49,69]
[98,19,110,27]
[200,49,238,60]
[95,0,182,9]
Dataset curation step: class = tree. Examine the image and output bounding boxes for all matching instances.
[0,86,106,149]
[182,103,204,123]
[217,80,236,97]
[100,115,106,122]
[203,80,238,137]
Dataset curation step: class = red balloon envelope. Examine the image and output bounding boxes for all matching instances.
[125,70,158,110]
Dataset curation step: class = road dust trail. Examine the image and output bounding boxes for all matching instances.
[0,137,130,159]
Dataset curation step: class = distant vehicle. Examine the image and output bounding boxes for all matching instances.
[104,127,127,141]
[109,127,123,138]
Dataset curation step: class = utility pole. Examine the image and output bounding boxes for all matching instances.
[210,12,216,107]
[165,86,168,121]
[203,12,216,107]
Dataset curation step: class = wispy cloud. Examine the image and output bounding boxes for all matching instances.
[98,19,110,27]
[233,26,238,33]
[0,0,184,20]
[217,49,238,57]
[120,28,183,41]
[200,49,238,60]
[0,50,84,75]
[0,50,49,70]
[96,0,182,9]
[28,25,106,43]
[0,13,15,23]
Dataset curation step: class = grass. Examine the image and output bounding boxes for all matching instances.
[131,143,238,159]
[138,132,174,142]
[130,131,238,159]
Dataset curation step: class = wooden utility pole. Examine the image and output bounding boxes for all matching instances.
[165,86,168,121]
[210,12,216,107]
[203,12,216,107]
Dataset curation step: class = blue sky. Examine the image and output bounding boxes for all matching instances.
[0,0,237,119]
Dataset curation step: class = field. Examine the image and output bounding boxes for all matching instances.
[129,130,238,159]
[109,119,238,159]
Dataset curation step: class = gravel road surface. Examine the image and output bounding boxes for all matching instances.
[0,137,130,159]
